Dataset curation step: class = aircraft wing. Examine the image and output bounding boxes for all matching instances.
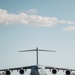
[0,65,75,75]
[45,66,75,71]
[45,66,75,75]
[0,65,40,71]
[0,65,75,71]
[0,66,29,71]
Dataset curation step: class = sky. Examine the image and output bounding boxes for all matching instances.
[0,0,75,75]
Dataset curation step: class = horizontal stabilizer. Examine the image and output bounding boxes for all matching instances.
[19,48,56,52]
[39,49,56,52]
[19,49,36,52]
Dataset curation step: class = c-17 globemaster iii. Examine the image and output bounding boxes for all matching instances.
[0,47,75,75]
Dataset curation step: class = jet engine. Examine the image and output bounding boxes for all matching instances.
[65,70,71,75]
[5,70,11,75]
[52,69,57,74]
[19,69,24,74]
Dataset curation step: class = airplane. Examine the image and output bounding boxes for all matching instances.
[0,47,75,75]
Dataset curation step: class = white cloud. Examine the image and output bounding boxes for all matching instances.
[26,9,38,14]
[0,9,75,27]
[62,26,75,31]
[66,21,75,24]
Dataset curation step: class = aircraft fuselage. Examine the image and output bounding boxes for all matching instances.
[30,66,46,75]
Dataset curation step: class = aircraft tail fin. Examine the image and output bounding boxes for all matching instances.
[18,47,56,65]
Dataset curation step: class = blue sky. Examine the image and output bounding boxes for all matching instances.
[0,0,75,75]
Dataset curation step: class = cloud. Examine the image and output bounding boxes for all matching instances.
[66,21,75,24]
[0,9,75,27]
[26,9,38,14]
[62,26,75,31]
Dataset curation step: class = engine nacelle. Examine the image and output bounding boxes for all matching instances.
[19,69,24,74]
[65,70,71,75]
[5,70,11,75]
[52,69,57,74]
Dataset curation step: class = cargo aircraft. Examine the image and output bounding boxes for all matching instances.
[0,47,75,75]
